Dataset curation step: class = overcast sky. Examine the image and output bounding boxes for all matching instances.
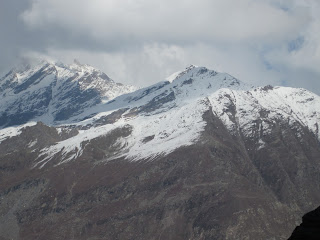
[1,0,320,93]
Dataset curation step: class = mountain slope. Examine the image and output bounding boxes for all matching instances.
[0,63,320,239]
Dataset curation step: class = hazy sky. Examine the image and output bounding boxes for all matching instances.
[1,0,320,93]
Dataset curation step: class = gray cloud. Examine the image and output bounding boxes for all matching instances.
[1,0,320,94]
[21,0,308,43]
[0,0,30,72]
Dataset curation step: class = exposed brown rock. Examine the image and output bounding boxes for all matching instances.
[0,111,320,239]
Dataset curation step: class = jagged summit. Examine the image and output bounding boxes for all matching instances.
[0,59,137,127]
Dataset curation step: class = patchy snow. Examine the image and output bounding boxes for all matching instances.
[35,96,210,167]
[34,123,117,168]
[28,139,38,148]
[257,139,266,150]
[208,86,320,140]
[247,86,320,138]
[117,98,209,161]
[0,122,37,143]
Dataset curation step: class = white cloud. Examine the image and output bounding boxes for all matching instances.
[36,44,187,87]
[3,0,318,93]
[33,42,280,89]
[21,0,309,45]
[266,1,320,72]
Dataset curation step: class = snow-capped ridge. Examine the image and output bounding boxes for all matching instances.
[29,66,258,165]
[34,81,320,167]
[64,65,253,125]
[1,60,320,168]
[0,58,137,128]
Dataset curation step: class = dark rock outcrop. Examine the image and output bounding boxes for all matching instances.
[288,206,320,240]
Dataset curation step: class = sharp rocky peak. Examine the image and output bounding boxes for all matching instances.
[0,58,137,128]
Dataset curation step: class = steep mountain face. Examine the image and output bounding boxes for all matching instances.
[0,63,320,239]
[0,59,136,127]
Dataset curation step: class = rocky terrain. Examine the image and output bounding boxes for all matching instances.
[0,62,320,239]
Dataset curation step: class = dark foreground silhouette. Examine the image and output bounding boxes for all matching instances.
[288,206,320,240]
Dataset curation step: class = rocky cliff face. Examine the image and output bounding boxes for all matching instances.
[0,63,320,239]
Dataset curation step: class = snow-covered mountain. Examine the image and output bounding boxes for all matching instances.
[1,62,320,240]
[4,64,317,168]
[0,59,136,127]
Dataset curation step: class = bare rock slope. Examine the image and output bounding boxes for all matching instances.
[0,63,320,239]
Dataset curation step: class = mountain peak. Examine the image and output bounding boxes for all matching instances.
[165,65,251,92]
[166,64,201,83]
[0,59,137,127]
